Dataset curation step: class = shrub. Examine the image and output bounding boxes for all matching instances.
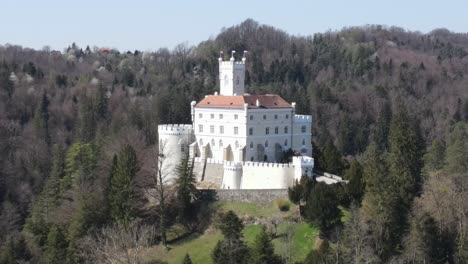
[275,198,290,212]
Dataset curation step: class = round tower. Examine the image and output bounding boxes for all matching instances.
[158,124,194,182]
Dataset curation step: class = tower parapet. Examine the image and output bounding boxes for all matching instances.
[219,50,246,96]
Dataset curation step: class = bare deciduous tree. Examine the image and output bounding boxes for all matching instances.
[80,222,155,264]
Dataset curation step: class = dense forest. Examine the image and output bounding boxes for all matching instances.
[0,19,467,263]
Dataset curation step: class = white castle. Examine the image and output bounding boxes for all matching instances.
[158,51,321,189]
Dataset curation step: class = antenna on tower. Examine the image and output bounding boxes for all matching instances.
[218,51,223,62]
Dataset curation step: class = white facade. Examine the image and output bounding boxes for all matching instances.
[158,52,317,189]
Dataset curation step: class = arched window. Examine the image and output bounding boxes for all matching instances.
[266,127,270,135]
[199,139,203,146]
[251,156,254,161]
[235,140,239,149]
[250,141,254,149]
[302,138,305,145]
[211,139,215,147]
[284,139,288,147]
[224,74,229,87]
[301,125,306,133]
[181,144,185,152]
[265,140,269,148]
[284,126,288,133]
[219,139,223,148]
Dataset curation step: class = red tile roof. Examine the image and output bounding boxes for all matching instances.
[196,94,292,109]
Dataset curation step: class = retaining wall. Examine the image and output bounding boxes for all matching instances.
[200,189,289,205]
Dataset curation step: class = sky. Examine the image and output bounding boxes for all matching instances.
[1,0,467,52]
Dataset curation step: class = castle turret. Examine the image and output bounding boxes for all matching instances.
[219,50,246,96]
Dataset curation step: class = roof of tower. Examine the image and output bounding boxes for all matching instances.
[195,94,292,109]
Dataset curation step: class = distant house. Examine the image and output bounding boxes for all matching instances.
[99,47,111,53]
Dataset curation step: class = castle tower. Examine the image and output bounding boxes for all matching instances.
[219,50,246,96]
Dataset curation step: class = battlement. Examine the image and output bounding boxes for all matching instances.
[158,124,193,135]
[242,161,292,168]
[219,61,245,66]
[292,156,314,167]
[294,115,312,121]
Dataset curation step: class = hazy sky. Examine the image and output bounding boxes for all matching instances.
[1,0,467,51]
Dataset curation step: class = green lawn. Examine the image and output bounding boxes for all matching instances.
[142,202,318,264]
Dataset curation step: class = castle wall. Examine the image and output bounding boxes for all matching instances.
[240,162,295,189]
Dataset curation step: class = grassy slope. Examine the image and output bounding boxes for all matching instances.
[142,201,318,264]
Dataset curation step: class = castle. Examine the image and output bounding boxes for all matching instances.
[158,51,324,189]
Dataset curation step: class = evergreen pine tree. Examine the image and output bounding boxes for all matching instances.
[444,122,468,174]
[95,83,109,121]
[33,92,50,145]
[109,145,139,227]
[250,226,283,264]
[388,104,423,206]
[374,102,392,152]
[44,224,68,264]
[212,211,250,264]
[344,160,364,203]
[304,182,342,236]
[423,139,445,172]
[182,254,193,264]
[319,139,344,175]
[175,153,199,229]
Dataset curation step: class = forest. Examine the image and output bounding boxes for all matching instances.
[0,19,467,263]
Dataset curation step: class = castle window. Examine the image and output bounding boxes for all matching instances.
[181,144,185,152]
[211,114,214,119]
[234,126,239,135]
[211,139,215,147]
[251,157,254,161]
[200,139,203,146]
[234,114,238,120]
[199,125,203,133]
[219,114,223,119]
[274,114,278,119]
[263,115,267,120]
[210,125,214,133]
[236,76,240,85]
[265,140,269,148]
[250,141,253,148]
[219,140,223,147]
[266,127,270,135]
[302,138,306,145]
[286,114,289,119]
[301,125,306,133]
[275,127,279,134]
[284,139,288,147]
[235,141,239,149]
[199,113,203,119]
[250,115,253,120]
[249,128,253,135]
[284,126,288,133]
[220,126,224,134]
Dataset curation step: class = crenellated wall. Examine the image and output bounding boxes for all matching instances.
[240,161,295,189]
